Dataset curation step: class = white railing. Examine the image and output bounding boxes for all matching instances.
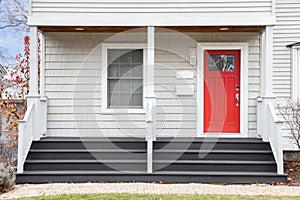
[266,102,284,174]
[17,102,34,173]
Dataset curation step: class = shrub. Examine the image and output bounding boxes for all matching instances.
[278,99,300,150]
[0,162,15,193]
[0,142,16,193]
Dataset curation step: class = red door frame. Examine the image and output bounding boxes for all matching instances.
[204,50,241,133]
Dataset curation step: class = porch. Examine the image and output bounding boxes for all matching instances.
[17,26,286,183]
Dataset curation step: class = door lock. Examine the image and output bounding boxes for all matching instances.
[236,94,240,107]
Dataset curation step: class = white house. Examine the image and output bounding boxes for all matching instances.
[16,0,300,184]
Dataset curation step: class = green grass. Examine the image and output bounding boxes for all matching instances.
[11,194,300,200]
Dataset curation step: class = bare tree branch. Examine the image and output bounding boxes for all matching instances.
[0,0,29,32]
[277,100,300,149]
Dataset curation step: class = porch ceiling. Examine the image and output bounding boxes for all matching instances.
[38,26,265,33]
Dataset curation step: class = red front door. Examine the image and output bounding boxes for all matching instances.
[204,50,240,133]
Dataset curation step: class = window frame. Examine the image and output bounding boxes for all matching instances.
[292,47,300,101]
[101,43,147,114]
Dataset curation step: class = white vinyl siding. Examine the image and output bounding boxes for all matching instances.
[28,0,274,26]
[32,0,272,13]
[273,0,300,99]
[273,0,300,150]
[45,32,260,137]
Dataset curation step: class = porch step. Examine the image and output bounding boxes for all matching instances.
[154,160,277,172]
[27,149,273,161]
[24,160,146,171]
[17,137,288,184]
[154,150,274,161]
[28,149,147,160]
[154,141,271,151]
[17,171,288,184]
[31,139,147,150]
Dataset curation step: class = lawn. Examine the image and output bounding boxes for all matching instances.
[11,194,300,200]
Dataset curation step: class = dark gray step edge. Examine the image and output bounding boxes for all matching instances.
[29,149,272,153]
[17,171,286,176]
[25,160,276,164]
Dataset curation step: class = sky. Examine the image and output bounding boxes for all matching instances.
[0,0,28,65]
[0,29,26,66]
[0,29,26,56]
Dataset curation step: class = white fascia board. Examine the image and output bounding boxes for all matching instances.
[28,13,275,26]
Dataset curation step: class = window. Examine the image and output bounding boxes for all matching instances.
[102,44,146,112]
[289,43,300,101]
[107,49,143,108]
[209,55,235,72]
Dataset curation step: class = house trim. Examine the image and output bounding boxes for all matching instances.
[196,43,249,137]
[101,43,148,114]
[28,14,275,27]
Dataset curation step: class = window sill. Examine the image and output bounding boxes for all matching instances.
[101,108,146,115]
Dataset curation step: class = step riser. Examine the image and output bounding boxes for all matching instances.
[154,143,271,151]
[24,163,146,172]
[154,153,274,161]
[31,142,147,150]
[27,152,147,160]
[155,164,277,173]
[16,174,288,184]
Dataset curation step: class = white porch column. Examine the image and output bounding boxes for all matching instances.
[146,26,156,173]
[27,26,45,140]
[258,26,276,141]
[261,26,274,97]
[29,26,39,96]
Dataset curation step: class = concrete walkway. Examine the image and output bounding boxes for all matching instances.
[1,183,300,199]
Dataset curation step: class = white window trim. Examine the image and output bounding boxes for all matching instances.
[101,43,147,114]
[292,47,300,101]
[197,43,249,137]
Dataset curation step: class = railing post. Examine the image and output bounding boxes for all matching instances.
[257,97,263,139]
[40,97,48,137]
[147,139,153,173]
[276,121,284,174]
[17,122,24,173]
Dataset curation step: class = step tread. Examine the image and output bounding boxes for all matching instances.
[25,159,275,164]
[29,149,147,153]
[38,137,145,142]
[154,160,276,164]
[29,149,271,153]
[154,140,268,144]
[17,170,287,177]
[154,150,273,153]
[26,159,147,164]
[37,137,265,143]
[156,137,263,142]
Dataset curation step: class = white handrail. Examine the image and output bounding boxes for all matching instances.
[17,102,34,173]
[267,102,284,174]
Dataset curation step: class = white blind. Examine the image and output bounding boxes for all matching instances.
[107,49,143,108]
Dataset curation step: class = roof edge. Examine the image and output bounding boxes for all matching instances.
[287,42,300,48]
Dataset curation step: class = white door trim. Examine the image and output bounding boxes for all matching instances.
[196,43,249,137]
